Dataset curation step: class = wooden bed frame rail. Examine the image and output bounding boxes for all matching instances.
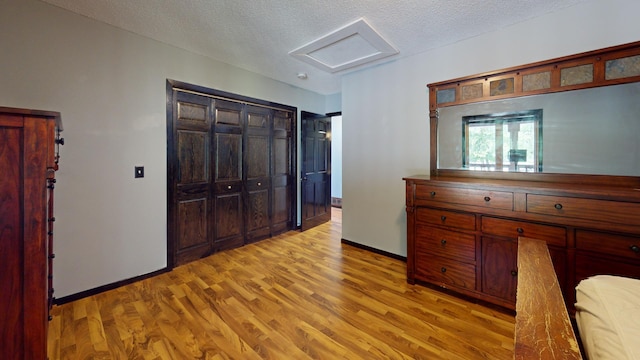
[515,237,582,359]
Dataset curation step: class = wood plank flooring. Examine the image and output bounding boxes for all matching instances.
[47,208,515,359]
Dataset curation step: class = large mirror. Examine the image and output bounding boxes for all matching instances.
[429,41,640,180]
[437,82,640,176]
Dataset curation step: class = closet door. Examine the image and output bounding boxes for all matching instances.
[272,110,294,234]
[171,92,213,265]
[212,99,245,251]
[245,105,272,242]
[167,80,298,267]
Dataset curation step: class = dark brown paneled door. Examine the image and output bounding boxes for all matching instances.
[245,106,271,243]
[168,81,297,268]
[272,110,294,235]
[301,111,331,231]
[212,99,244,251]
[169,94,246,266]
[170,91,213,266]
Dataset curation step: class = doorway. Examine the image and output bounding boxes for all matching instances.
[300,111,331,231]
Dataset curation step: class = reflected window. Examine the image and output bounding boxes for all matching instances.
[462,110,542,172]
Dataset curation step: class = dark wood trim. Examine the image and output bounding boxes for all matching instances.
[167,79,298,113]
[428,40,640,110]
[53,267,170,305]
[429,108,438,175]
[340,238,407,262]
[165,80,177,269]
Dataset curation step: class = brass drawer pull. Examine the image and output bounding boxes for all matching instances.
[631,244,640,253]
[441,239,447,245]
[511,270,518,277]
[430,191,436,197]
[440,215,447,222]
[441,267,447,273]
[516,227,524,234]
[484,196,491,202]
[554,203,563,210]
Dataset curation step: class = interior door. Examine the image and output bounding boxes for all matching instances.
[301,111,331,231]
[271,110,295,235]
[212,99,245,251]
[244,105,271,243]
[169,91,214,266]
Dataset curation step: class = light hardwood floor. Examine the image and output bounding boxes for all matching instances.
[47,208,515,359]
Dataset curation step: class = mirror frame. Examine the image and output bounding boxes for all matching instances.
[428,40,640,186]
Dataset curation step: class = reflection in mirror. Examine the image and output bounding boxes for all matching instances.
[462,110,542,172]
[437,82,640,176]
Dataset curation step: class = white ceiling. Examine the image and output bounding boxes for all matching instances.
[40,0,588,95]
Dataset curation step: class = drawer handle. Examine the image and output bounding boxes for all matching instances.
[440,215,447,222]
[441,239,447,245]
[484,196,491,202]
[554,203,563,210]
[430,191,436,197]
[441,267,447,273]
[516,227,524,234]
[511,270,518,277]
[631,245,640,253]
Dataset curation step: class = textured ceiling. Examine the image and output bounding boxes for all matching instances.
[40,0,588,95]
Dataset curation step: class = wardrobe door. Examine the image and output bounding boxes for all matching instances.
[244,105,272,242]
[171,92,213,265]
[272,110,294,234]
[212,99,245,251]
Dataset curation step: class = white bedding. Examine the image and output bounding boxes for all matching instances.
[575,275,640,360]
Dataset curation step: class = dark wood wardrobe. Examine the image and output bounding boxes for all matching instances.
[0,107,62,359]
[166,80,297,267]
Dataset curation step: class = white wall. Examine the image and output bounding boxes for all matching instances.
[341,0,640,256]
[0,0,327,298]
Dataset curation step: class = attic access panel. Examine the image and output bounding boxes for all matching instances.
[289,18,398,73]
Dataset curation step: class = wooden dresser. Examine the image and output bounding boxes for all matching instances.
[404,175,640,310]
[0,107,63,359]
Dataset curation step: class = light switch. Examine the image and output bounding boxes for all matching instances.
[135,166,144,178]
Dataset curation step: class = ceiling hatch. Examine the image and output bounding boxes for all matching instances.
[289,18,399,73]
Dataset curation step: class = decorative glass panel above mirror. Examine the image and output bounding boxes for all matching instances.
[428,41,640,179]
[438,82,640,175]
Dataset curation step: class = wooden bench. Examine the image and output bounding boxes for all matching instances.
[514,237,582,359]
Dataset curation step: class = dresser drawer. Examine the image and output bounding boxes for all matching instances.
[575,253,640,283]
[415,225,476,263]
[576,230,640,261]
[481,216,566,247]
[527,194,640,226]
[414,255,476,290]
[416,208,476,231]
[415,184,513,210]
